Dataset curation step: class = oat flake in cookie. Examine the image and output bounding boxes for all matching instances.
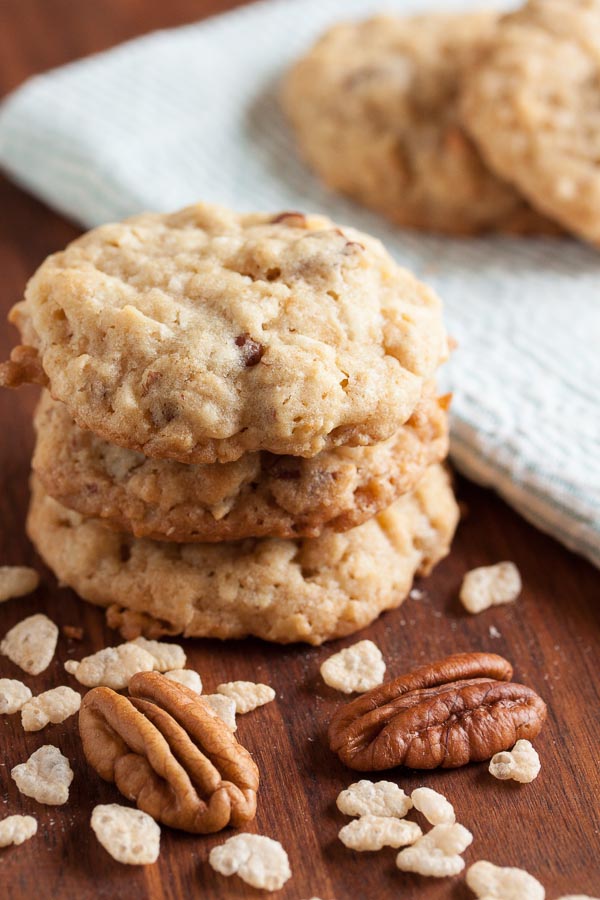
[283,13,557,236]
[27,464,458,645]
[1,203,446,463]
[32,385,449,542]
[461,0,600,245]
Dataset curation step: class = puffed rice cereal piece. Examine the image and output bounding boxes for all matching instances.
[320,640,386,694]
[216,681,276,714]
[65,643,155,689]
[489,739,541,784]
[467,860,545,899]
[0,677,32,714]
[396,823,473,878]
[337,780,412,819]
[411,787,456,825]
[204,694,237,731]
[209,833,292,891]
[130,637,186,672]
[0,566,39,602]
[164,669,202,693]
[0,613,58,675]
[21,685,81,732]
[11,745,74,805]
[460,562,521,614]
[91,804,160,865]
[338,815,422,851]
[0,815,37,847]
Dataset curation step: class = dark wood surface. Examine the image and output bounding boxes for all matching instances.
[0,2,599,898]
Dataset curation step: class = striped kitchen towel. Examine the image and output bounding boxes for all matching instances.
[0,0,598,566]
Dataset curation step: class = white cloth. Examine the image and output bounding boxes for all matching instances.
[0,0,598,566]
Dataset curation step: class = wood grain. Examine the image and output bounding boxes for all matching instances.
[0,2,599,898]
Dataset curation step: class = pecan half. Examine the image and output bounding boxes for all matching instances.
[79,672,259,832]
[328,652,546,771]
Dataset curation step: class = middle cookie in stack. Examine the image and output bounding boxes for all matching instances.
[3,203,458,643]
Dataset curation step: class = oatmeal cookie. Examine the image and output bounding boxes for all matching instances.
[460,0,600,245]
[283,13,558,236]
[0,204,446,462]
[27,465,458,645]
[32,388,449,542]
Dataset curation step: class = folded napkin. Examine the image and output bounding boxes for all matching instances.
[1,0,599,567]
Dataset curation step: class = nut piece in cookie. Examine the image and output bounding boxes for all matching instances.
[209,833,292,891]
[91,804,160,865]
[78,672,259,833]
[328,652,547,770]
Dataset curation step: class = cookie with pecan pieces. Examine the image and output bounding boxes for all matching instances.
[32,386,449,541]
[1,203,446,463]
[284,13,558,235]
[27,464,458,645]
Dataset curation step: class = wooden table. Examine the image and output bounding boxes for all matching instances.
[1,2,599,898]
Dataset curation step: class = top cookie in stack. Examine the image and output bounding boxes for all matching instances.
[1,203,458,643]
[283,1,596,241]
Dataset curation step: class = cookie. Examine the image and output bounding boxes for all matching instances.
[32,388,449,542]
[460,0,600,245]
[0,203,446,463]
[283,13,559,236]
[27,464,459,645]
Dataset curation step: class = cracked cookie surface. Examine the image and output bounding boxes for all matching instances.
[27,465,458,645]
[283,13,557,236]
[3,203,446,463]
[32,388,449,542]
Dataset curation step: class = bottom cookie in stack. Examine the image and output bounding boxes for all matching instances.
[27,464,458,646]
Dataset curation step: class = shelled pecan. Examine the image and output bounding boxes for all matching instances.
[79,671,259,833]
[328,652,546,771]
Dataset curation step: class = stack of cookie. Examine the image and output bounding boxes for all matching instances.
[283,0,595,243]
[0,203,458,644]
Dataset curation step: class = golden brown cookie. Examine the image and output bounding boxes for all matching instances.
[27,465,459,645]
[283,13,558,236]
[1,203,446,463]
[460,0,600,245]
[32,388,449,542]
